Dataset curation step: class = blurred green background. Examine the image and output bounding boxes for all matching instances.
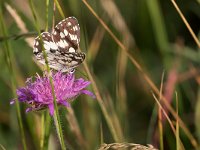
[0,0,200,149]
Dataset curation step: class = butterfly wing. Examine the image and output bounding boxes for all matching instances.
[52,17,80,53]
[33,32,63,70]
[57,52,85,72]
[33,32,58,56]
[33,31,85,72]
[51,16,85,72]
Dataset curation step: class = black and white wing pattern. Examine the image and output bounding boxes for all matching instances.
[52,17,80,53]
[33,17,85,72]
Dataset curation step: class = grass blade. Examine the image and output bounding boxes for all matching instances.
[0,5,27,150]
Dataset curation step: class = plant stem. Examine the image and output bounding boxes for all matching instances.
[43,112,51,150]
[0,5,27,150]
[40,113,45,150]
[28,0,66,149]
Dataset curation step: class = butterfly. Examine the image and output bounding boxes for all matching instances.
[33,17,85,73]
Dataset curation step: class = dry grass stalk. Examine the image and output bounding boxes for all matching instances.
[178,66,200,83]
[5,3,34,47]
[83,61,124,141]
[66,107,87,149]
[100,0,135,48]
[88,25,105,61]
[101,0,134,122]
[171,0,200,48]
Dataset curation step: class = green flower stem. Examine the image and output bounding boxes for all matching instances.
[0,6,27,150]
[41,1,51,150]
[45,0,49,31]
[28,0,66,149]
[41,112,51,150]
[40,113,45,149]
[43,112,51,150]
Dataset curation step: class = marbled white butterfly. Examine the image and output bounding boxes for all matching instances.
[33,17,85,72]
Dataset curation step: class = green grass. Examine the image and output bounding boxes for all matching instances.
[0,0,200,149]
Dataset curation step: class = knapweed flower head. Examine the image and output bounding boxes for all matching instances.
[11,71,95,116]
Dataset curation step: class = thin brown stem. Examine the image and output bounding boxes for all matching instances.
[171,0,200,48]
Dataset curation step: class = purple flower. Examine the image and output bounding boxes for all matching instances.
[11,72,95,116]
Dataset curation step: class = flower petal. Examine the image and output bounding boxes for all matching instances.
[81,90,96,99]
[73,80,91,91]
[26,107,32,113]
[11,71,95,116]
[60,101,70,107]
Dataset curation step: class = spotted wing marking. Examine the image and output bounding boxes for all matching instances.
[52,17,80,53]
[33,17,85,72]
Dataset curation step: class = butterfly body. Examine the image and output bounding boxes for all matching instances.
[33,17,85,72]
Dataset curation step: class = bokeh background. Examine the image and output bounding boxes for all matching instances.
[0,0,200,149]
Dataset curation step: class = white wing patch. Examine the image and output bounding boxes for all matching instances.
[33,17,85,73]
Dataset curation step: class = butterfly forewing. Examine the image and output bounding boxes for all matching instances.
[33,17,85,73]
[52,17,80,53]
[33,32,58,56]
